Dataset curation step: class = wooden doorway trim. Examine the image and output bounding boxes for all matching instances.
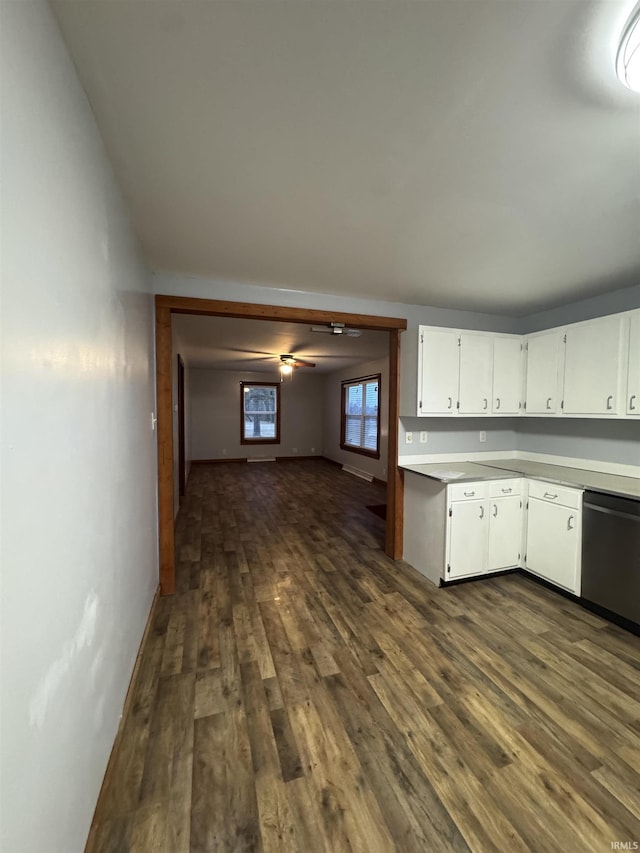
[155,294,407,594]
[386,329,403,559]
[177,354,186,499]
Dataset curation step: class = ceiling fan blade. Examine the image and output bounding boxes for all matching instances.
[293,359,316,368]
[225,347,276,356]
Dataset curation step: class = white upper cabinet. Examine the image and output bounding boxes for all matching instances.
[413,309,638,420]
[418,327,459,415]
[524,329,564,414]
[563,315,627,416]
[459,333,493,414]
[627,309,640,416]
[492,336,523,414]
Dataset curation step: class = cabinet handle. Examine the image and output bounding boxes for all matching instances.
[479,505,485,519]
[495,397,501,410]
[464,491,475,497]
[567,514,575,530]
[631,394,637,411]
[483,398,488,410]
[546,397,552,410]
[447,396,453,409]
[606,395,613,411]
[501,487,512,493]
[492,504,498,517]
[543,492,558,500]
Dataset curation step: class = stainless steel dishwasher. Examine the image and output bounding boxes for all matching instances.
[582,491,640,626]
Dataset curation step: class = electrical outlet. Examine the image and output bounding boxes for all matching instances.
[222,449,228,456]
[311,447,315,453]
[419,431,428,444]
[292,447,298,454]
[479,431,486,443]
[405,432,413,444]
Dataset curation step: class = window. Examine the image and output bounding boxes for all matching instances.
[341,374,380,458]
[240,382,281,444]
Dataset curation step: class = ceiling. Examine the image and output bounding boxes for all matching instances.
[173,314,388,372]
[53,0,640,315]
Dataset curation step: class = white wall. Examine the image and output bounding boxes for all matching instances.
[190,368,324,460]
[515,419,640,468]
[519,281,640,334]
[0,5,158,852]
[399,417,518,458]
[324,358,389,481]
[154,272,522,423]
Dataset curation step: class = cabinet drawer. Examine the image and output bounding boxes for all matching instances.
[489,478,522,498]
[448,482,488,502]
[527,479,582,509]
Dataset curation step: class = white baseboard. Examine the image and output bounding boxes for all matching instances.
[342,464,374,482]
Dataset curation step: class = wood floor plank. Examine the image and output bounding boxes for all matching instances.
[97,599,171,822]
[88,460,640,852]
[239,660,297,853]
[374,663,529,853]
[592,755,640,823]
[190,713,230,852]
[288,681,397,853]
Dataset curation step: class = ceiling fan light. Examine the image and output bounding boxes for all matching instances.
[617,4,640,91]
[279,362,293,375]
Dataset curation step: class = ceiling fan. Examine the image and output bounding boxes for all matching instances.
[279,353,316,368]
[310,322,362,337]
[278,353,316,377]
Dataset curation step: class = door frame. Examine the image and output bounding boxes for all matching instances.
[177,353,186,499]
[155,294,407,594]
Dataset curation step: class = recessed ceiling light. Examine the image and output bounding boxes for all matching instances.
[617,2,640,91]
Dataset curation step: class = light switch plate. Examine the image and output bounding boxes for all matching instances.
[405,432,413,444]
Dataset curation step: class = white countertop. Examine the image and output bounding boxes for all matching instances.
[400,461,519,483]
[481,459,640,501]
[400,458,640,500]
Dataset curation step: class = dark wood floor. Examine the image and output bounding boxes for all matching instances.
[89,459,640,852]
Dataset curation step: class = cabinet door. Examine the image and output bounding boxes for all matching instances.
[492,337,522,414]
[447,500,488,579]
[563,315,625,415]
[525,498,580,593]
[524,330,563,414]
[627,309,640,416]
[487,496,522,570]
[459,333,493,414]
[419,328,459,414]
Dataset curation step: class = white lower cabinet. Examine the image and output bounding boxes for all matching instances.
[405,472,582,595]
[448,498,489,579]
[524,482,582,595]
[446,480,523,580]
[488,495,523,571]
